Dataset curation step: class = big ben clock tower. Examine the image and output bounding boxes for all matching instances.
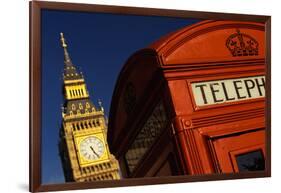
[58,33,121,182]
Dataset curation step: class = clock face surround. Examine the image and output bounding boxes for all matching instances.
[79,136,105,161]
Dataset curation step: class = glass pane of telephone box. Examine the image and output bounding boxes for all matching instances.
[235,150,265,172]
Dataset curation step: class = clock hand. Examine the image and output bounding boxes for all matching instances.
[90,146,100,157]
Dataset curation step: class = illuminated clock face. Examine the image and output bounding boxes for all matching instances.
[79,136,105,161]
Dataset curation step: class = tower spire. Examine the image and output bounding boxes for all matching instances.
[60,33,83,81]
[60,32,71,64]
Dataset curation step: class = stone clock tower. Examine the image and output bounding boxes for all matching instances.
[58,33,120,182]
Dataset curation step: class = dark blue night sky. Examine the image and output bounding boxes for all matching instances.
[41,9,199,184]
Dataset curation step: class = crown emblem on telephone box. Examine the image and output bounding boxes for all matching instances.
[226,29,259,57]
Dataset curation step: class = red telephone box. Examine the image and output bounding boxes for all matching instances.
[107,20,266,177]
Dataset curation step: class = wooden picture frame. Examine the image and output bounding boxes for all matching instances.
[30,0,271,192]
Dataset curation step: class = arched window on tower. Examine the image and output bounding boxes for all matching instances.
[86,102,90,109]
[71,90,75,97]
[77,89,81,96]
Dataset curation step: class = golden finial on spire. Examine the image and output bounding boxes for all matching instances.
[60,32,67,48]
[60,32,71,63]
[98,99,104,113]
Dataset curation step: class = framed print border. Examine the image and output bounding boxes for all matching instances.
[30,1,271,192]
